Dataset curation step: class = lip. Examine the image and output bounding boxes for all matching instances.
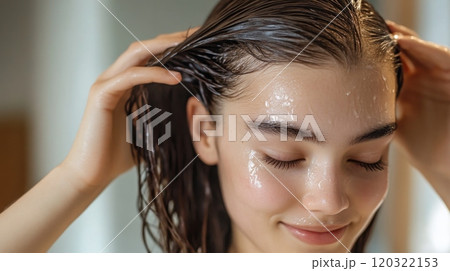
[281,222,349,245]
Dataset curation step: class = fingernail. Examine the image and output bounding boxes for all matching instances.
[170,71,182,80]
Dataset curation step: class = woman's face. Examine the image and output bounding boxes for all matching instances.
[214,61,397,252]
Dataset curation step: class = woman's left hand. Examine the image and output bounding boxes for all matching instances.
[387,20,450,206]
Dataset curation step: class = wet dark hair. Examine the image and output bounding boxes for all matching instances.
[125,0,403,252]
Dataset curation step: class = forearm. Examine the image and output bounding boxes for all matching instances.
[0,166,104,252]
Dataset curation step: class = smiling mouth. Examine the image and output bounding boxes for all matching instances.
[280,222,349,245]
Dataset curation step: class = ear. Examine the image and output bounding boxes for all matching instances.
[186,97,219,165]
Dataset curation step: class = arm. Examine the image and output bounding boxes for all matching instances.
[0,166,103,252]
[0,28,197,252]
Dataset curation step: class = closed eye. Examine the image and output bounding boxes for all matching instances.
[261,156,387,172]
[349,159,387,172]
[261,155,304,170]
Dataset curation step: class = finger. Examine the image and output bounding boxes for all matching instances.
[386,20,419,37]
[98,38,184,80]
[98,26,200,81]
[186,26,201,37]
[94,67,181,109]
[398,51,415,75]
[396,35,450,70]
[100,27,201,80]
[173,26,201,38]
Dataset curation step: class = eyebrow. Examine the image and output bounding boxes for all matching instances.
[246,121,397,145]
[349,122,397,145]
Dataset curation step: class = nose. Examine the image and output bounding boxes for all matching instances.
[300,165,350,215]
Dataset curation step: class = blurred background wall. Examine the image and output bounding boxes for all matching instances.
[0,0,448,252]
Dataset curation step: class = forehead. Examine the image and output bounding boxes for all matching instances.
[223,62,397,141]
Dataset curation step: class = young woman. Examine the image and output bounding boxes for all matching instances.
[0,0,449,253]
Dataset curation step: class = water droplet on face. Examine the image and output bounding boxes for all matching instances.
[346,91,351,96]
[248,150,262,189]
[294,215,314,226]
[265,84,296,114]
[317,179,325,190]
[381,75,389,92]
[306,167,316,188]
[353,109,360,119]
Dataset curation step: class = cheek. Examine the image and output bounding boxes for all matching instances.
[217,146,293,217]
[350,172,389,216]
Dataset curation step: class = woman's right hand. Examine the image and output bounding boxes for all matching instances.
[60,28,198,192]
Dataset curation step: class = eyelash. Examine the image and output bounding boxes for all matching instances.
[350,159,386,172]
[262,156,387,172]
[261,156,303,170]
